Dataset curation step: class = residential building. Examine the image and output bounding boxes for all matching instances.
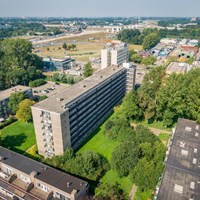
[43,57,76,71]
[101,42,129,69]
[31,64,135,157]
[0,86,32,121]
[156,118,200,200]
[166,62,191,75]
[0,146,88,200]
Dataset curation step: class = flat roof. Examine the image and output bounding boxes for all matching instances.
[0,146,88,194]
[32,65,125,113]
[0,85,31,101]
[157,118,200,200]
[166,62,187,74]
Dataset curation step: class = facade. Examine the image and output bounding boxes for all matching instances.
[43,57,76,71]
[0,146,88,200]
[101,42,129,70]
[156,118,200,200]
[0,85,32,121]
[32,65,135,157]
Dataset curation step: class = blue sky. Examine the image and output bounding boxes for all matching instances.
[0,0,199,17]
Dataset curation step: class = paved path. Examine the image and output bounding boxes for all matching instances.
[131,123,171,136]
[129,185,137,200]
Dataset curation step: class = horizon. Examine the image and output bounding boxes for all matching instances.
[1,0,200,18]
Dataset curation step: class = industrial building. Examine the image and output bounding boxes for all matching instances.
[157,118,200,200]
[166,62,191,75]
[31,64,136,157]
[101,41,129,70]
[0,146,88,200]
[0,86,32,121]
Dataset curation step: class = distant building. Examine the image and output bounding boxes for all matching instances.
[101,42,129,70]
[166,62,191,75]
[31,64,135,157]
[0,146,88,200]
[0,86,32,121]
[43,57,76,71]
[156,118,200,200]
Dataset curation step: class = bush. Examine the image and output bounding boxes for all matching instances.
[29,79,46,87]
[0,118,17,130]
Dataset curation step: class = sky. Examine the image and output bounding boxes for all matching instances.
[0,0,199,18]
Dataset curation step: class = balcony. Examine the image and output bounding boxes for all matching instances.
[30,187,52,200]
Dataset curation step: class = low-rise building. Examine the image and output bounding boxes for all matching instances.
[156,118,200,200]
[43,57,76,71]
[166,62,191,75]
[0,146,88,200]
[0,86,32,121]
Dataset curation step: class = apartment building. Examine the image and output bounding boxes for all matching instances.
[0,86,32,121]
[101,42,129,70]
[0,146,88,200]
[156,118,200,200]
[32,64,135,157]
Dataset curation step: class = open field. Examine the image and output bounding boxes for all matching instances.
[35,43,104,62]
[129,44,143,51]
[0,120,36,153]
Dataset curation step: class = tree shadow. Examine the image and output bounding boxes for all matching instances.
[0,133,27,153]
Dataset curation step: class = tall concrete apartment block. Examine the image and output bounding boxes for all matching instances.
[32,65,135,157]
[101,42,129,70]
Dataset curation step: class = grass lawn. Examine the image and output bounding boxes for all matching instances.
[129,44,143,51]
[0,120,36,153]
[78,114,133,197]
[158,133,171,146]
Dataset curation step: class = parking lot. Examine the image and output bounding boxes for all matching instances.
[32,82,68,99]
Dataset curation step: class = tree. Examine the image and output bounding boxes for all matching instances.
[83,62,93,78]
[8,92,25,114]
[62,43,67,50]
[141,56,156,66]
[65,151,109,181]
[39,95,48,101]
[16,99,35,122]
[111,142,140,177]
[142,33,160,50]
[71,44,76,50]
[130,54,143,63]
[95,182,125,200]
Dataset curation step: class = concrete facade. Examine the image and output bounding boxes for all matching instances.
[32,65,135,157]
[101,42,129,69]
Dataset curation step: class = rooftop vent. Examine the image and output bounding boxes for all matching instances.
[195,132,199,137]
[57,97,64,102]
[193,158,197,164]
[181,149,188,157]
[190,181,195,189]
[185,127,192,132]
[83,85,86,88]
[196,126,199,130]
[67,182,71,187]
[180,142,185,148]
[100,75,103,78]
[174,184,183,194]
[194,148,198,153]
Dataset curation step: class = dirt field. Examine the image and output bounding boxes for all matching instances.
[129,44,143,51]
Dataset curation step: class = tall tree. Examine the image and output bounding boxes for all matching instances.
[16,99,35,122]
[83,62,93,78]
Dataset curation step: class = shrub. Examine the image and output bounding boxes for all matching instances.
[0,118,17,130]
[29,79,46,87]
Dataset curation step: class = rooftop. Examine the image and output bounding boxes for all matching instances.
[32,65,125,113]
[157,118,200,200]
[0,146,88,194]
[166,62,188,75]
[0,85,31,101]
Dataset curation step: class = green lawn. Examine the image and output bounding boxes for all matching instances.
[158,133,171,146]
[78,114,133,197]
[0,120,36,153]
